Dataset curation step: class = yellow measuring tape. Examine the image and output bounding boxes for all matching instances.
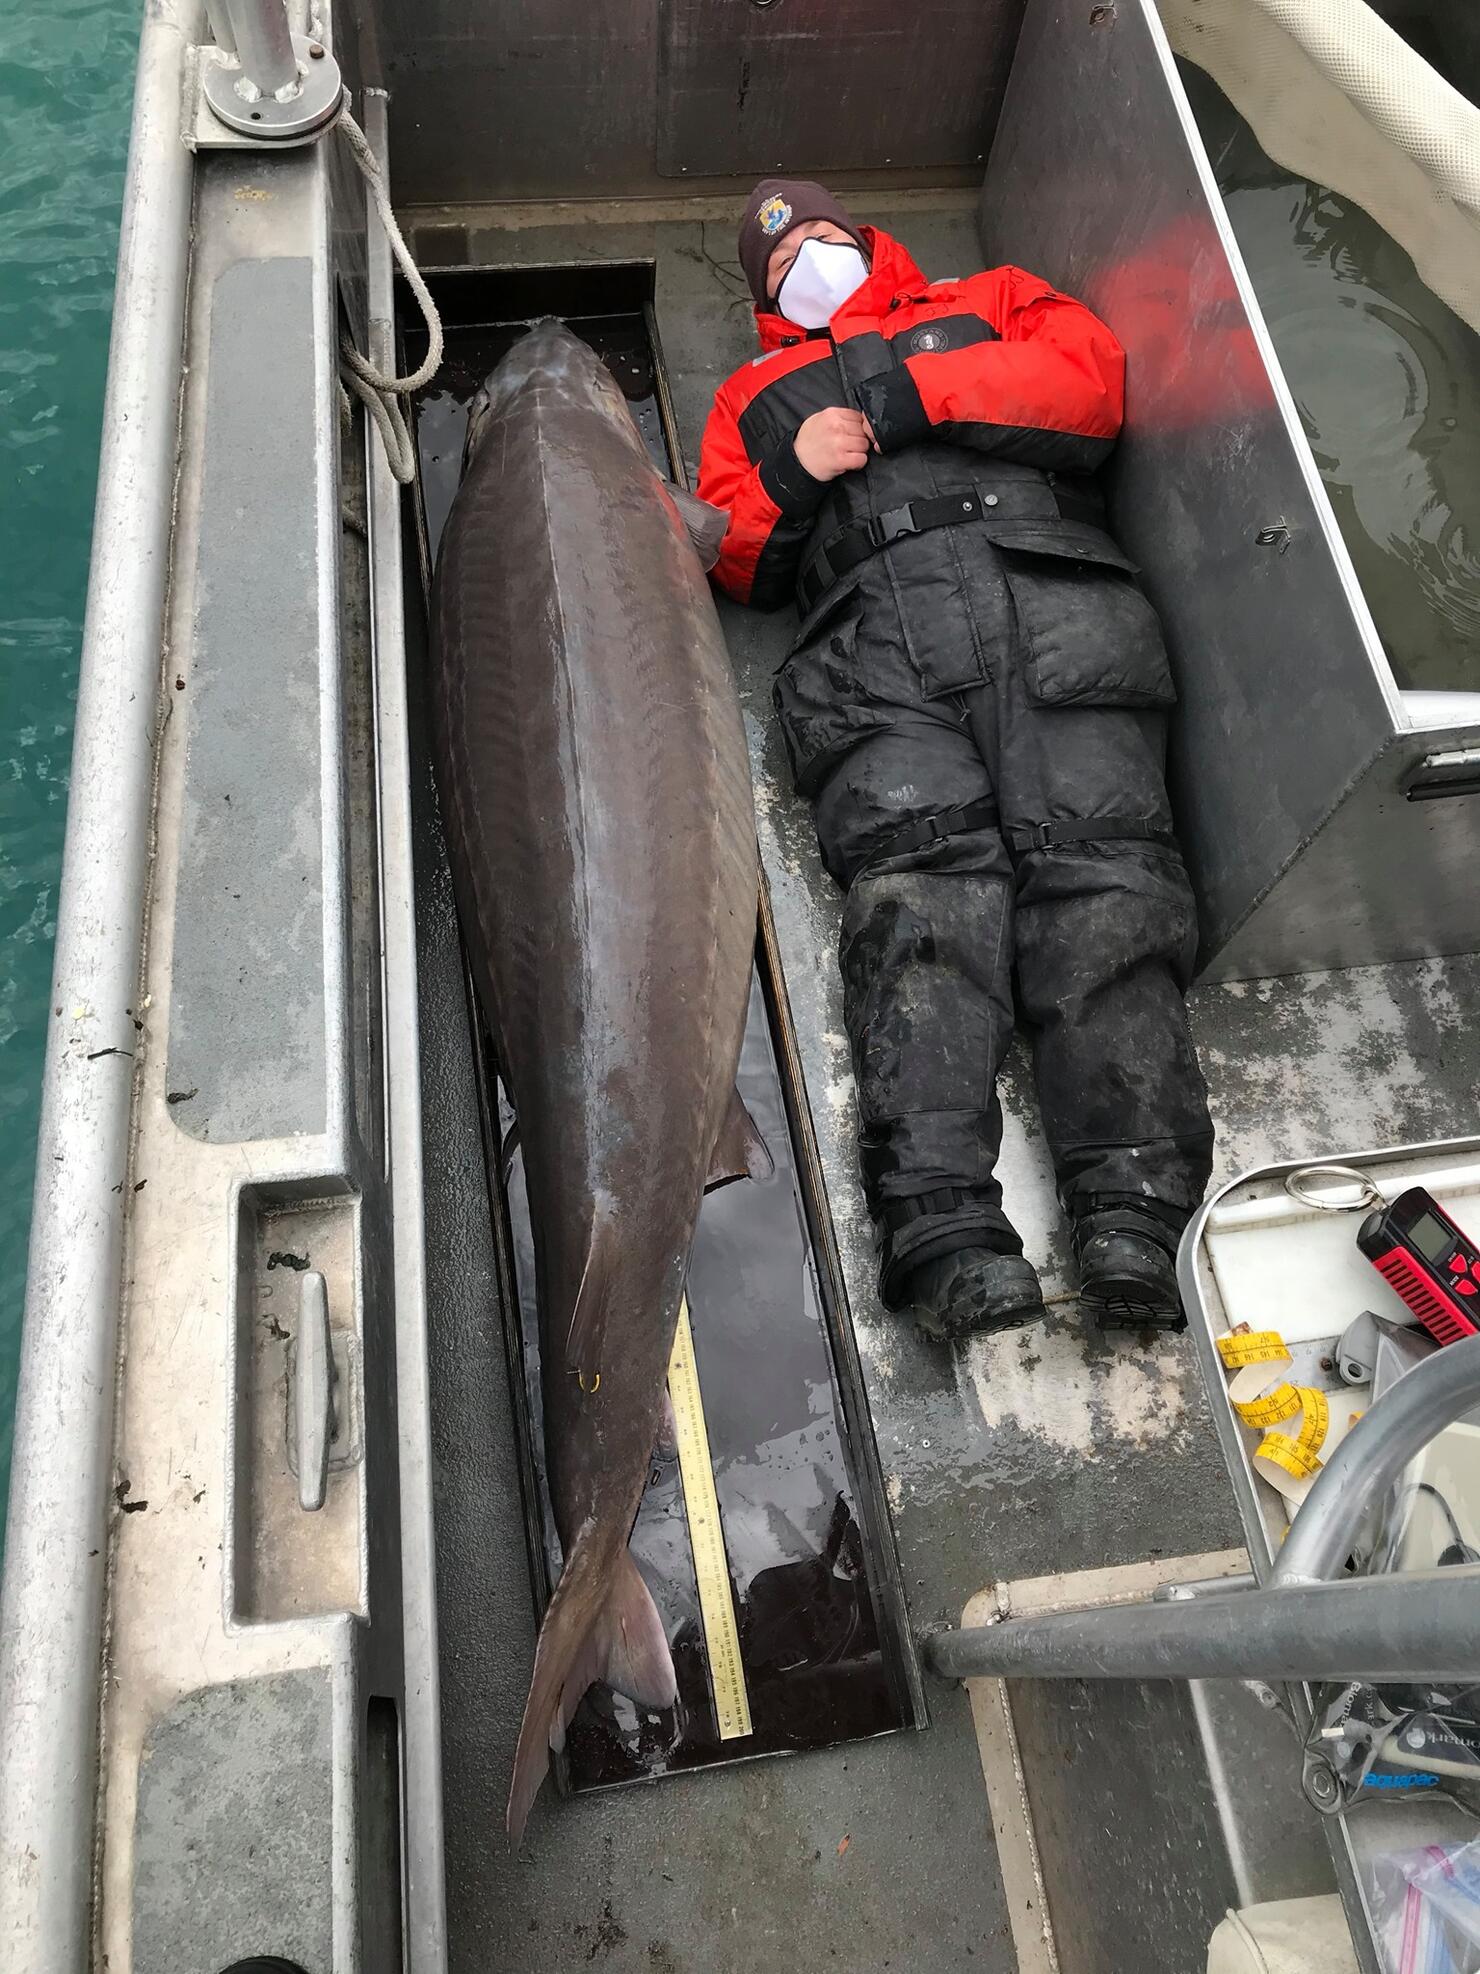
[667,1298,753,1742]
[1232,1381,1302,1429]
[1218,1327,1340,1496]
[1253,1386,1330,1484]
[1216,1330,1292,1370]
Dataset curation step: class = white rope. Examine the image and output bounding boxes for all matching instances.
[335,103,443,484]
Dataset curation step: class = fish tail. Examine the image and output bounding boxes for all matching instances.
[507,1531,677,1843]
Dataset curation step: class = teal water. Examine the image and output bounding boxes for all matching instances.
[0,0,139,1528]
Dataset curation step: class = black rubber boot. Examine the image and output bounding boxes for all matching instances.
[904,1245,1047,1343]
[1073,1205,1184,1332]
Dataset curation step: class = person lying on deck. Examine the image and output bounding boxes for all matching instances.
[698,179,1214,1343]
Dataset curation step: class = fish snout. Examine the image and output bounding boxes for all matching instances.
[462,321,571,465]
[463,319,637,471]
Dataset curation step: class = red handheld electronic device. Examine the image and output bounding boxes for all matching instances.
[1358,1187,1480,1346]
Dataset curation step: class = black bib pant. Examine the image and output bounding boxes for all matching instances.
[772,484,1215,1305]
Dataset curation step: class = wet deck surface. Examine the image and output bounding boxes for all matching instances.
[408,194,1480,1971]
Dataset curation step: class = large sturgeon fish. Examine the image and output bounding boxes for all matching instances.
[430,320,761,1840]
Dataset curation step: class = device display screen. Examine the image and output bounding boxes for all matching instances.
[1408,1211,1454,1263]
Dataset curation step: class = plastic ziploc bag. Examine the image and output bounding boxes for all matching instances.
[1370,1843,1480,1974]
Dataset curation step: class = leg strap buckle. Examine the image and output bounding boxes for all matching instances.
[869,795,1000,867]
[1010,816,1176,854]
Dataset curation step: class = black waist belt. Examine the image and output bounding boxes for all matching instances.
[798,482,1103,616]
[868,800,1175,867]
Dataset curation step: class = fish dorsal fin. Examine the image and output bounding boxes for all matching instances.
[663,481,728,573]
[564,1210,617,1375]
[705,1086,774,1192]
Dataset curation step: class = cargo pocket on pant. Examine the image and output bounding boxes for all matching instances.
[998,529,1176,709]
[773,588,890,797]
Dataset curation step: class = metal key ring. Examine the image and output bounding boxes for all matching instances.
[1283,1163,1385,1213]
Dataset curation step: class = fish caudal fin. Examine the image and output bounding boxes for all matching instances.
[507,1535,677,1843]
[553,1549,677,1753]
[705,1085,774,1192]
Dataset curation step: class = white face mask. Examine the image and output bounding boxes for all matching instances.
[775,238,869,330]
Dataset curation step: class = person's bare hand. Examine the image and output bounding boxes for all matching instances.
[795,408,875,481]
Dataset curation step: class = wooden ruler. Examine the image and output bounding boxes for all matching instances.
[667,1297,753,1741]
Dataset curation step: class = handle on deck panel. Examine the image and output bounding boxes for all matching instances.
[294,1271,336,1512]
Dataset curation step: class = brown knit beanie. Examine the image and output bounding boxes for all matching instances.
[738,179,869,308]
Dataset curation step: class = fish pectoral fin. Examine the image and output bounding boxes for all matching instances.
[564,1212,617,1375]
[663,480,729,573]
[704,1085,775,1192]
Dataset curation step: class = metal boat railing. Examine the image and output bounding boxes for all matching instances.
[0,7,443,1969]
[0,6,197,1960]
[925,1332,1480,1684]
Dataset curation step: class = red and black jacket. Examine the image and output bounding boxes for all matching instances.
[697,227,1126,614]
